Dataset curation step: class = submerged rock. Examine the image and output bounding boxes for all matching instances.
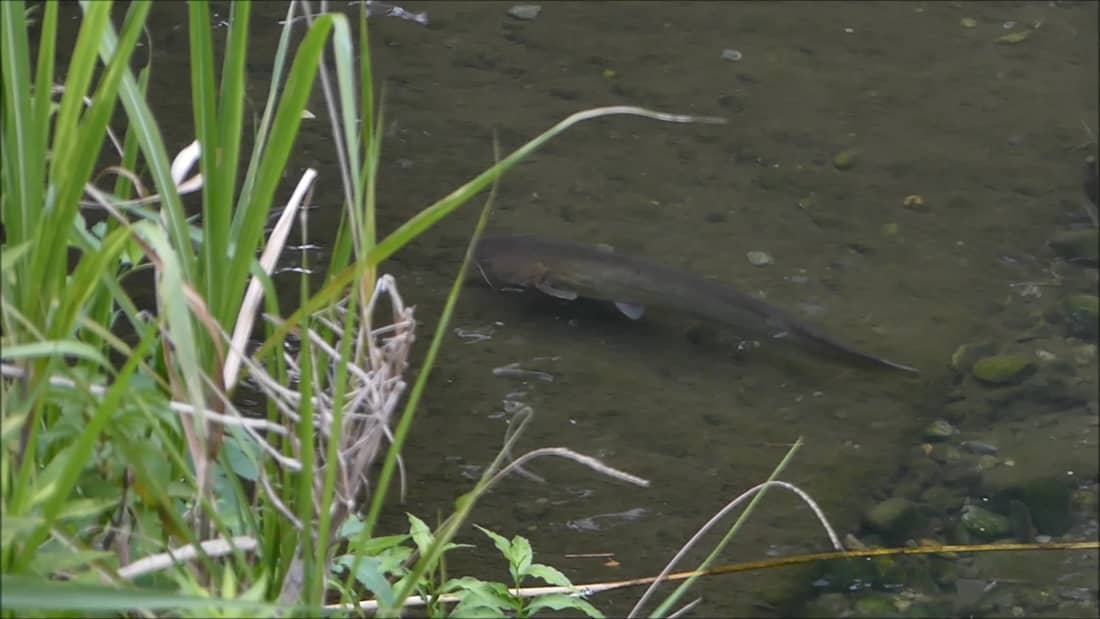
[951,340,997,373]
[1008,499,1037,542]
[971,353,1035,385]
[832,148,859,171]
[507,4,541,20]
[1048,228,1099,264]
[746,250,773,266]
[923,419,959,442]
[921,484,966,513]
[865,497,922,542]
[992,477,1074,536]
[802,592,851,618]
[1061,294,1099,339]
[961,504,1013,539]
[851,594,899,618]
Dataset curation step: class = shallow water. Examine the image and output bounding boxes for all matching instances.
[89,1,1100,615]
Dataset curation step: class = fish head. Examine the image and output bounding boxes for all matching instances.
[473,237,551,290]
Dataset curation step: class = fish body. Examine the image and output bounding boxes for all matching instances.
[474,233,918,373]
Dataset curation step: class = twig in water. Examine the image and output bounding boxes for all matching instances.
[490,447,650,490]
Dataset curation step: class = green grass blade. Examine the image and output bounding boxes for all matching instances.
[102,6,196,283]
[326,14,363,241]
[646,438,804,618]
[210,0,250,317]
[357,8,376,248]
[31,2,57,174]
[370,106,725,265]
[0,574,288,614]
[17,0,109,321]
[132,221,206,434]
[221,15,334,343]
[235,2,296,236]
[0,1,32,235]
[363,174,499,615]
[186,1,220,314]
[0,341,110,369]
[54,224,133,343]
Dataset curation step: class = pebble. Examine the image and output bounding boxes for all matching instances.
[960,440,999,455]
[721,48,743,61]
[507,4,541,20]
[746,250,773,266]
[832,149,859,170]
[923,419,959,441]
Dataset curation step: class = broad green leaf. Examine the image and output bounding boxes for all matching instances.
[508,534,533,582]
[338,515,364,539]
[525,593,604,618]
[440,575,481,595]
[448,601,508,619]
[445,579,516,617]
[223,433,259,481]
[526,564,573,588]
[336,555,395,608]
[407,513,434,556]
[341,529,411,558]
[474,525,512,559]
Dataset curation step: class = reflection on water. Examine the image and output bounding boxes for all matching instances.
[567,507,649,532]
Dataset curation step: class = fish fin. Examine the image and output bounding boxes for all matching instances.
[535,279,579,300]
[596,243,616,253]
[614,302,645,320]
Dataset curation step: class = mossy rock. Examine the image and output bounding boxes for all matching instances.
[801,592,852,618]
[993,477,1074,536]
[950,340,996,373]
[922,419,959,441]
[960,504,1013,540]
[851,594,900,618]
[1061,294,1099,339]
[864,497,924,542]
[833,148,860,171]
[971,353,1035,385]
[1048,228,1099,264]
[920,484,966,513]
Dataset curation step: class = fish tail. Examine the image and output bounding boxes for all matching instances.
[788,323,920,373]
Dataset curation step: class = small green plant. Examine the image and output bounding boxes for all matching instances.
[439,525,602,619]
[331,513,473,616]
[330,514,603,618]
